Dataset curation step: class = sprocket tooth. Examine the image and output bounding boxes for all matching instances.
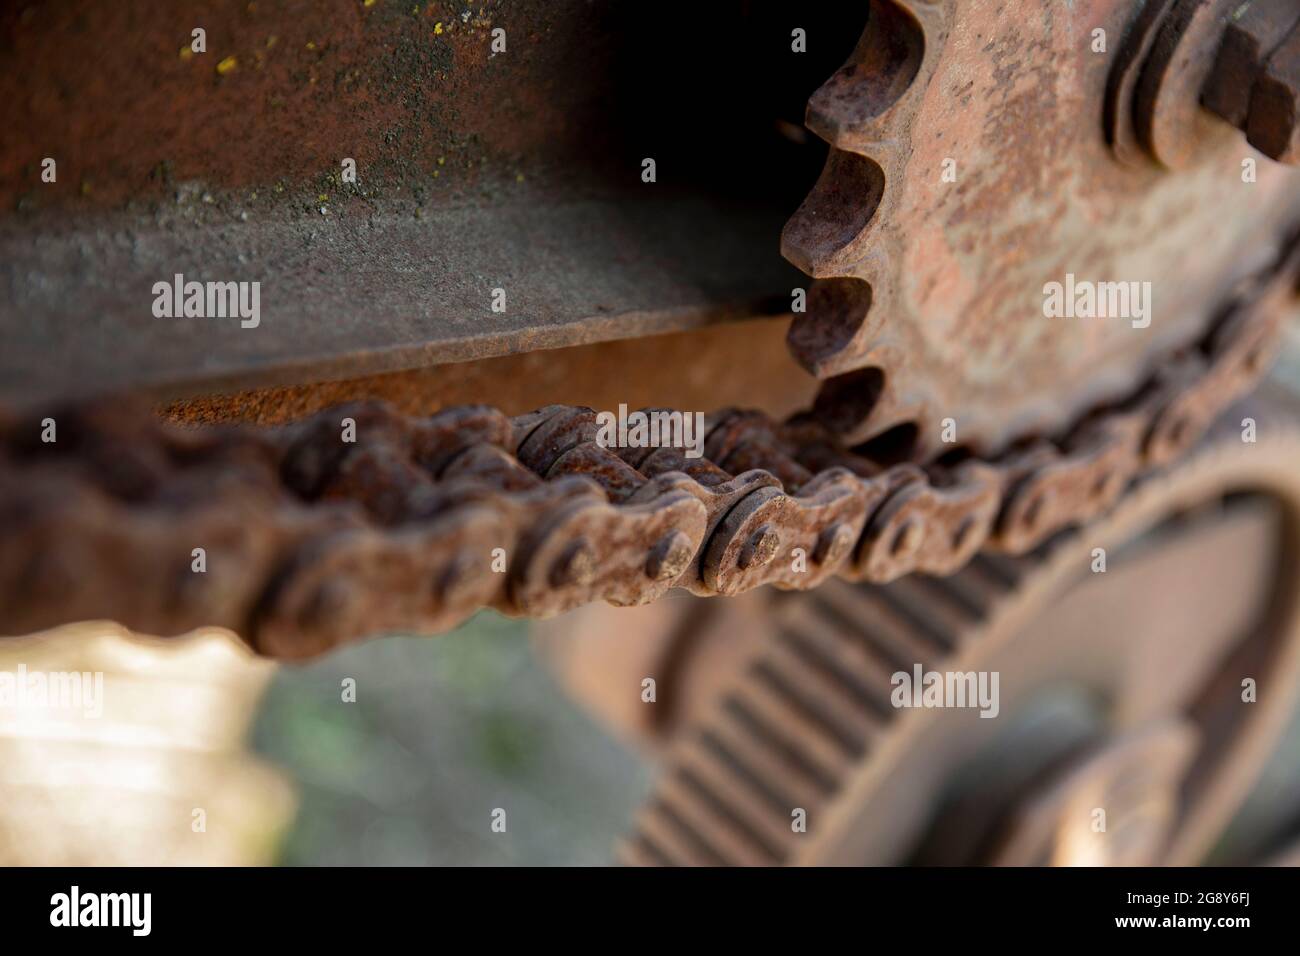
[788,268,894,377]
[780,149,886,278]
[777,0,1297,457]
[803,0,935,151]
[808,361,925,452]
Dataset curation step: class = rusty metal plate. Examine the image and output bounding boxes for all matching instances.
[0,196,797,404]
[0,0,835,404]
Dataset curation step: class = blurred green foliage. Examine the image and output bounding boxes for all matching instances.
[252,611,650,866]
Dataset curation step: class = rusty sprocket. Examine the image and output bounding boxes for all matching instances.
[782,0,1300,456]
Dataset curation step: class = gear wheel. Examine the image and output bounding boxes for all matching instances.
[782,0,1300,459]
[620,398,1300,865]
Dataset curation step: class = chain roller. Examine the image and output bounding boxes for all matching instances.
[1,233,1297,658]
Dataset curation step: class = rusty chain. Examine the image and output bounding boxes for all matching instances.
[2,232,1297,659]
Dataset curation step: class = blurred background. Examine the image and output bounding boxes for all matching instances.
[0,330,1297,867]
[253,611,650,866]
[258,332,1300,865]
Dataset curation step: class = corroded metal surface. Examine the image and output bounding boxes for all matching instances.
[2,0,1299,671]
[1248,16,1300,163]
[2,233,1295,659]
[782,0,1300,456]
[623,402,1300,865]
[156,319,819,429]
[1201,0,1300,139]
[0,193,798,406]
[0,0,819,404]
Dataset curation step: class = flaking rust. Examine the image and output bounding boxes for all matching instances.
[1,230,1295,658]
[2,0,1300,663]
[783,0,1300,457]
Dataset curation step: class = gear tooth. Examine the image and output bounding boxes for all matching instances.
[753,641,874,756]
[631,801,728,867]
[655,773,780,866]
[809,362,927,454]
[923,564,1003,618]
[855,415,925,464]
[781,149,884,278]
[698,719,833,811]
[781,1,955,434]
[788,277,881,376]
[969,551,1033,589]
[616,835,672,867]
[882,575,979,638]
[780,600,900,714]
[807,367,888,437]
[821,580,950,669]
[673,742,801,860]
[723,688,850,785]
[803,0,931,151]
[959,553,1025,598]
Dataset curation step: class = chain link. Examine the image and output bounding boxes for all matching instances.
[2,233,1296,658]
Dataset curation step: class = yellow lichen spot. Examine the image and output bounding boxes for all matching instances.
[318,193,328,202]
[515,173,525,183]
[437,156,445,166]
[364,0,376,6]
[266,35,278,49]
[432,171,440,179]
[216,56,237,75]
[180,47,193,61]
[434,22,444,34]
[306,41,316,51]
